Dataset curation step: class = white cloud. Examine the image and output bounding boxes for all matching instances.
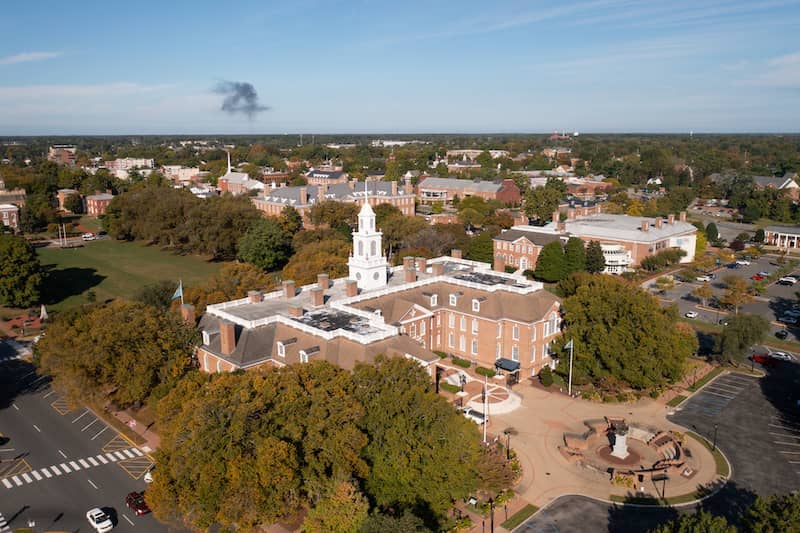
[0,82,175,100]
[0,51,63,65]
[741,50,800,88]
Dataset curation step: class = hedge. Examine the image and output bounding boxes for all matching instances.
[440,382,461,394]
[475,366,496,377]
[452,357,471,368]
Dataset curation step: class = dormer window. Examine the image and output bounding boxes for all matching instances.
[277,342,286,357]
[202,330,211,345]
[299,350,308,363]
[472,299,480,312]
[431,294,438,307]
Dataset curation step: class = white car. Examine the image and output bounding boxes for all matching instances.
[735,259,751,266]
[82,233,95,241]
[144,468,154,483]
[696,276,711,283]
[86,508,114,532]
[770,351,796,361]
[460,407,486,425]
[779,277,798,285]
[685,311,699,319]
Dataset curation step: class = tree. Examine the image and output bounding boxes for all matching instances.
[184,263,276,314]
[237,218,292,271]
[648,509,735,533]
[35,301,197,408]
[64,193,83,214]
[533,241,566,282]
[654,276,675,293]
[695,231,708,255]
[279,205,303,236]
[523,186,561,223]
[705,222,719,242]
[303,481,369,533]
[720,275,753,314]
[556,276,693,389]
[0,234,42,307]
[754,228,765,243]
[383,160,400,182]
[741,492,800,532]
[282,238,350,285]
[563,237,586,274]
[691,283,713,307]
[717,314,769,364]
[466,231,494,263]
[585,241,606,274]
[133,280,177,311]
[360,511,431,533]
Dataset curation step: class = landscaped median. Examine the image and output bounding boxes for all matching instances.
[501,503,538,530]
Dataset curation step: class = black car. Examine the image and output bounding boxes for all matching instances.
[776,330,789,340]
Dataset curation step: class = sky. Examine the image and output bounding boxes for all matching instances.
[1,0,799,134]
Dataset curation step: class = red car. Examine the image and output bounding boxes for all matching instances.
[749,354,777,368]
[751,275,764,281]
[125,491,150,515]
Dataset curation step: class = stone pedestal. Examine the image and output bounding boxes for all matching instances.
[611,432,629,459]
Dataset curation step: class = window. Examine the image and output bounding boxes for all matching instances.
[460,316,466,331]
[472,319,478,334]
[544,321,550,337]
[370,241,377,256]
[300,350,309,363]
[459,335,466,351]
[204,353,210,372]
[531,324,537,341]
[358,241,363,256]
[420,322,426,335]
[531,346,536,362]
[448,333,454,348]
[511,345,519,361]
[496,343,502,359]
[436,313,441,326]
[430,294,438,307]
[472,299,480,312]
[549,312,559,335]
[496,323,502,338]
[216,359,222,373]
[277,342,285,357]
[449,294,457,306]
[410,324,416,337]
[471,339,478,355]
[449,314,455,328]
[202,330,210,345]
[512,325,519,340]
[436,334,440,346]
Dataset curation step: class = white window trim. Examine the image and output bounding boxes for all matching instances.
[300,350,309,363]
[511,345,519,361]
[449,294,457,306]
[472,319,478,334]
[512,325,520,341]
[460,316,466,331]
[277,342,285,357]
[431,294,438,307]
[471,339,478,355]
[448,333,454,348]
[472,299,480,312]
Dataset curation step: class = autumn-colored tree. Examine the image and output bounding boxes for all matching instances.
[282,238,350,285]
[303,481,369,533]
[184,263,276,313]
[692,282,713,307]
[720,275,753,314]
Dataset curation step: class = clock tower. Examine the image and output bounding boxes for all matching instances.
[348,199,388,291]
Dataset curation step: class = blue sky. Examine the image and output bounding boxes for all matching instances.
[1,0,799,134]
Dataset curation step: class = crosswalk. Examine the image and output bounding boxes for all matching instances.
[0,352,23,364]
[1,447,143,489]
[0,512,9,533]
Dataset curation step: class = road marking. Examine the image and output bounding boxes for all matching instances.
[779,450,800,454]
[72,410,89,423]
[96,455,108,464]
[132,448,143,456]
[114,451,126,460]
[123,514,135,526]
[770,432,800,438]
[790,461,800,464]
[0,448,14,452]
[21,473,32,483]
[88,478,98,489]
[32,424,41,432]
[91,427,108,441]
[774,441,800,446]
[106,453,118,462]
[58,449,67,458]
[60,463,71,473]
[700,389,736,399]
[123,449,135,458]
[78,459,90,468]
[69,461,80,470]
[21,371,35,379]
[82,419,99,432]
[41,468,51,478]
[30,375,47,385]
[43,390,55,398]
[87,457,99,466]
[31,470,42,480]
[11,476,21,486]
[1,479,11,489]
[50,465,61,475]
[770,423,800,432]
[12,404,18,411]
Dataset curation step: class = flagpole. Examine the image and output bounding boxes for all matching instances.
[568,339,574,397]
[483,373,488,445]
[180,279,184,306]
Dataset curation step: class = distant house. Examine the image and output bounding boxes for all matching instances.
[47,145,77,166]
[0,204,19,231]
[417,177,521,206]
[86,193,114,217]
[0,178,26,207]
[217,153,266,196]
[753,174,799,201]
[305,168,349,186]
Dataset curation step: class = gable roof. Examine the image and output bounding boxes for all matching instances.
[494,229,565,247]
[418,177,502,193]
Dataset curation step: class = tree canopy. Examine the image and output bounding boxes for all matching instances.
[716,313,769,364]
[0,234,43,307]
[585,240,606,273]
[237,217,293,271]
[534,241,566,282]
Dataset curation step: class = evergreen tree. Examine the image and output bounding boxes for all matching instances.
[705,222,719,242]
[563,237,586,274]
[585,240,606,274]
[533,241,566,282]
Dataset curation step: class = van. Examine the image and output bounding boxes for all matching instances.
[460,407,486,425]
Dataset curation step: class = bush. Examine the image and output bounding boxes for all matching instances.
[452,356,471,368]
[504,265,516,274]
[475,366,496,377]
[539,366,554,387]
[433,350,448,358]
[440,382,461,394]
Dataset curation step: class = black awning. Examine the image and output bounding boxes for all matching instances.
[495,358,520,372]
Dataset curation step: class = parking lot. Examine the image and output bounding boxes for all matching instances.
[677,373,751,418]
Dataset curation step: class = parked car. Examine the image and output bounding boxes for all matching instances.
[776,329,790,339]
[779,316,798,325]
[460,407,486,425]
[144,468,154,484]
[758,271,770,277]
[751,275,764,281]
[784,309,800,318]
[718,318,729,326]
[125,491,150,515]
[770,351,796,362]
[696,276,711,282]
[749,354,777,368]
[685,311,699,319]
[82,233,95,241]
[778,277,798,285]
[86,508,114,532]
[736,259,751,266]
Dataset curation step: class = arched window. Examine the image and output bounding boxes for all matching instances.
[370,241,376,256]
[358,241,364,256]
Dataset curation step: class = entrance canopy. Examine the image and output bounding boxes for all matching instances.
[495,358,520,372]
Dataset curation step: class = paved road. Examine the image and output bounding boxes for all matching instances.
[0,359,176,532]
[517,365,800,532]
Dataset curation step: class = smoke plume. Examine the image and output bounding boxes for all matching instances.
[214,80,269,118]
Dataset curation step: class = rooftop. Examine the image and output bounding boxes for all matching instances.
[536,213,696,242]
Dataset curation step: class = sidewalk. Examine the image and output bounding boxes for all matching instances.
[106,408,160,455]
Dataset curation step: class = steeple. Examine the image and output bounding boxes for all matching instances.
[348,181,387,291]
[226,151,232,174]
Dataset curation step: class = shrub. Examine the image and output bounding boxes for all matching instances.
[440,382,461,394]
[433,350,448,358]
[476,366,496,378]
[504,265,516,273]
[452,356,471,368]
[539,366,554,387]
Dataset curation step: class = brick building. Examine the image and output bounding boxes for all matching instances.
[764,225,800,249]
[0,204,19,231]
[305,168,349,186]
[47,145,77,165]
[195,203,562,379]
[86,193,114,216]
[417,177,521,206]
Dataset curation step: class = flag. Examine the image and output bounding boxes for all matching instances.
[171,281,183,301]
[564,339,573,350]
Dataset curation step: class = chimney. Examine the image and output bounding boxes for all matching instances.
[310,287,324,306]
[641,220,649,232]
[248,290,263,303]
[668,214,675,225]
[180,304,196,326]
[317,183,327,202]
[552,210,560,223]
[494,255,505,272]
[317,273,330,290]
[451,249,462,259]
[283,280,296,299]
[404,175,413,194]
[432,262,444,276]
[567,209,576,220]
[557,221,566,233]
[416,256,427,272]
[405,268,417,283]
[299,187,308,204]
[219,320,236,355]
[288,303,304,317]
[391,181,398,196]
[403,256,415,269]
[345,279,358,297]
[655,218,663,229]
[679,211,686,222]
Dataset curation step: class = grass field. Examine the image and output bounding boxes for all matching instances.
[37,240,223,311]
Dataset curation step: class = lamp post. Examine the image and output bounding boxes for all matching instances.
[504,429,511,460]
[565,339,575,396]
[489,497,495,533]
[712,423,719,451]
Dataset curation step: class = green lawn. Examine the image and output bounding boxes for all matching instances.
[501,504,539,530]
[37,240,223,311]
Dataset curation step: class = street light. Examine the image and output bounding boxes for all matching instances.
[488,497,495,533]
[712,423,719,451]
[565,339,575,396]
